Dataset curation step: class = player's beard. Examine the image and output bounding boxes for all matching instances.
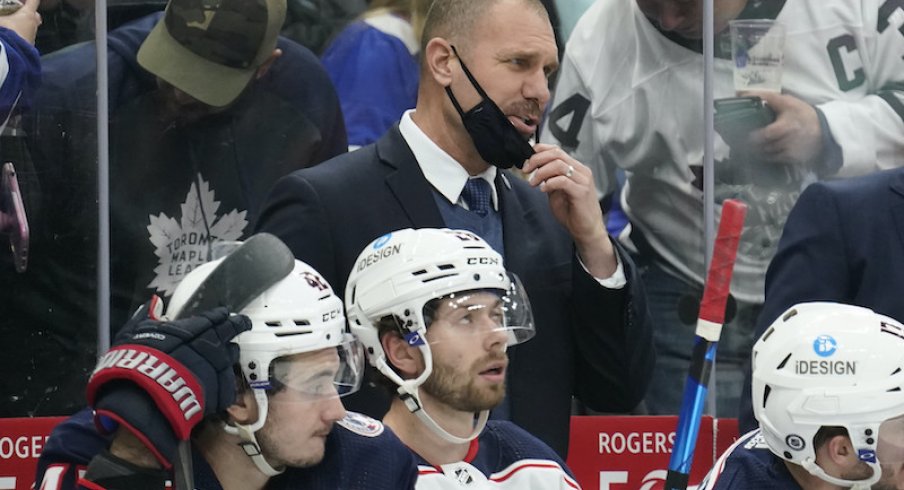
[841,463,896,490]
[421,352,507,412]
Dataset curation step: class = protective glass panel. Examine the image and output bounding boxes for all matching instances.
[0,0,101,417]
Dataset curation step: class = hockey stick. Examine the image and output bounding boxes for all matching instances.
[171,232,295,490]
[664,198,747,490]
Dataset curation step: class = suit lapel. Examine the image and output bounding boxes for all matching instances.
[377,126,445,228]
[498,172,530,272]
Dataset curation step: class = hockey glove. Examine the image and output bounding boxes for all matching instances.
[86,302,251,469]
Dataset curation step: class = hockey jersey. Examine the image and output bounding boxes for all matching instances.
[542,0,904,302]
[0,26,40,122]
[413,421,580,489]
[698,429,802,489]
[35,409,418,490]
[321,12,420,148]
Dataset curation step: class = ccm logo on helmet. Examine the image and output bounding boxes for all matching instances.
[322,308,342,322]
[95,348,202,420]
[467,257,499,265]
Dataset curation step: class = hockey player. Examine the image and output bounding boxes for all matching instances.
[345,227,581,488]
[699,302,904,489]
[542,0,904,417]
[35,244,418,489]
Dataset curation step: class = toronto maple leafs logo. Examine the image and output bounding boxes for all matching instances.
[146,175,247,296]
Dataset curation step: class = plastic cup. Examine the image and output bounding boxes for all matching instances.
[730,19,785,93]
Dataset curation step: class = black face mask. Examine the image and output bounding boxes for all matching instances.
[445,46,535,169]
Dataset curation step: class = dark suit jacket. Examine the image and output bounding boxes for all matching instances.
[256,126,655,456]
[739,167,904,431]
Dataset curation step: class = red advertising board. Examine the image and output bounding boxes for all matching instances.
[567,416,735,490]
[0,417,64,490]
[715,417,742,459]
[1,415,738,490]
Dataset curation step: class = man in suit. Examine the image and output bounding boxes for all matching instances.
[738,166,904,431]
[256,0,655,457]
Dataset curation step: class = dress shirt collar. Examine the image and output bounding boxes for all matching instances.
[398,110,499,210]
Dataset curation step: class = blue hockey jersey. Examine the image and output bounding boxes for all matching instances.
[414,421,581,489]
[698,429,802,489]
[0,26,40,121]
[321,13,419,148]
[35,409,418,490]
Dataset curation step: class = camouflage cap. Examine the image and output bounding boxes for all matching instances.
[137,0,287,107]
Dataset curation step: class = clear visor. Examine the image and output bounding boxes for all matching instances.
[422,273,535,347]
[268,334,364,402]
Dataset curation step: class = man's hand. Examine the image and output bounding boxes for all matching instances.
[86,303,251,469]
[747,91,823,167]
[523,143,617,278]
[0,0,40,45]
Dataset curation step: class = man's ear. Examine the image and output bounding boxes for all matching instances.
[255,48,283,80]
[226,389,260,426]
[422,37,456,87]
[822,434,865,471]
[382,330,423,378]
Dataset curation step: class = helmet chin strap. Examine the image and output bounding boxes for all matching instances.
[381,342,489,444]
[402,383,490,444]
[801,457,880,489]
[223,389,284,477]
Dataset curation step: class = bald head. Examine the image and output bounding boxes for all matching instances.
[420,0,550,55]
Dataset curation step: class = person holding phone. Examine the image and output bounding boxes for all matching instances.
[542,0,904,418]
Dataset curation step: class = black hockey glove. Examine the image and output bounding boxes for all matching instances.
[86,301,251,469]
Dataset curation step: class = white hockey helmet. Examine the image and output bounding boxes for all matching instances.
[752,302,904,488]
[345,228,534,442]
[166,248,363,475]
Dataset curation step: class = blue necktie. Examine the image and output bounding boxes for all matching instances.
[461,178,492,217]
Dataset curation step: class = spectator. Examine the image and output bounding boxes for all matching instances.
[346,228,582,486]
[700,302,904,489]
[542,0,904,416]
[0,0,41,267]
[321,0,431,149]
[256,0,654,457]
[553,0,594,44]
[0,0,40,122]
[0,0,346,417]
[281,0,367,55]
[34,240,418,490]
[738,167,904,431]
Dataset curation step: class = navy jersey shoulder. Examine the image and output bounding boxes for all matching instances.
[700,429,802,489]
[282,412,417,489]
[35,409,109,489]
[471,421,573,476]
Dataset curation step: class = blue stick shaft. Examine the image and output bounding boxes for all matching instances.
[664,339,718,490]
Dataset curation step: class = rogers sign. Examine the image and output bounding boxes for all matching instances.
[566,416,739,490]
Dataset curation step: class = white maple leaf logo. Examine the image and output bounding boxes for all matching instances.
[146,175,248,296]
